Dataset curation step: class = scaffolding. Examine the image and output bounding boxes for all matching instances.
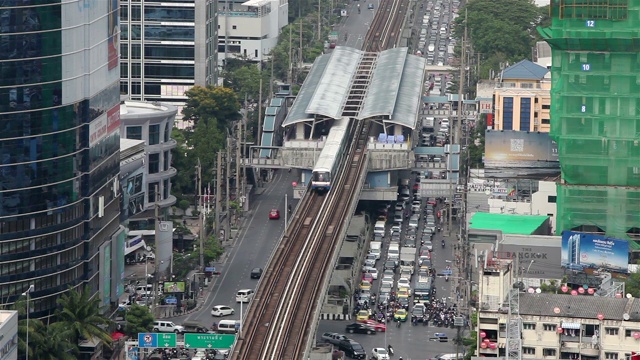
[538,1,640,239]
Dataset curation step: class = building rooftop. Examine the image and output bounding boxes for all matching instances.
[0,310,17,323]
[501,234,560,247]
[501,59,549,81]
[469,212,549,235]
[284,46,425,129]
[518,292,640,322]
[120,100,178,116]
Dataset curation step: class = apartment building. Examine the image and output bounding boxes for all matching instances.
[477,258,640,359]
[493,60,551,133]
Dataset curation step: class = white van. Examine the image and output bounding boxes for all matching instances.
[235,289,254,303]
[216,320,239,334]
[374,221,386,237]
[369,241,382,259]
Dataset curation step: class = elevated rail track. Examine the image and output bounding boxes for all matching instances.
[232,0,408,357]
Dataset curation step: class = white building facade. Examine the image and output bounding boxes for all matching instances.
[218,0,288,64]
[0,311,18,360]
[488,181,558,232]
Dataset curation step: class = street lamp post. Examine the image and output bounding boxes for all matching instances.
[23,284,34,360]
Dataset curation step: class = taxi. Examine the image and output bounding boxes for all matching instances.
[268,209,280,220]
[356,310,370,321]
[396,288,411,299]
[393,309,408,322]
[360,280,372,291]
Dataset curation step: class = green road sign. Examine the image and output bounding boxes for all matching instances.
[137,333,176,348]
[184,333,236,349]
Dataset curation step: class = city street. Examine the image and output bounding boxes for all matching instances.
[168,170,298,325]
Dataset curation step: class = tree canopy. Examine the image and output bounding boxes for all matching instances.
[124,304,155,337]
[56,287,113,346]
[182,86,241,129]
[453,0,549,78]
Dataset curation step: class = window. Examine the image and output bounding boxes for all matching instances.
[625,329,640,337]
[605,353,619,359]
[163,151,170,171]
[543,324,556,331]
[502,97,513,130]
[548,196,557,203]
[522,347,535,355]
[520,97,531,131]
[149,124,160,145]
[542,118,550,124]
[163,179,169,200]
[542,104,550,109]
[543,349,556,357]
[149,153,160,174]
[148,182,159,203]
[523,323,536,330]
[164,122,170,142]
[126,126,142,140]
[605,327,619,336]
[232,25,237,29]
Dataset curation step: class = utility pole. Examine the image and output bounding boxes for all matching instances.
[216,152,223,239]
[456,9,467,145]
[153,184,160,308]
[235,118,242,224]
[258,79,264,149]
[288,26,293,84]
[226,136,231,235]
[299,18,303,78]
[317,0,321,41]
[197,159,205,272]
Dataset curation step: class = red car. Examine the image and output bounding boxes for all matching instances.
[361,273,374,283]
[268,209,280,220]
[358,319,386,332]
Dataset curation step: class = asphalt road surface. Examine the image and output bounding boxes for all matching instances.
[169,170,298,326]
[335,0,381,49]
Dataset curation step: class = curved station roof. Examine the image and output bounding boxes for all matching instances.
[283,46,426,130]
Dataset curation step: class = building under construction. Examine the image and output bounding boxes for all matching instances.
[539,1,640,243]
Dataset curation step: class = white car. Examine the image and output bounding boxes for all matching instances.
[367,268,379,280]
[397,278,411,289]
[211,305,235,317]
[381,274,395,286]
[372,347,390,360]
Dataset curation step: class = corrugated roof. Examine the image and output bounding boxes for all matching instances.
[501,59,549,80]
[283,54,331,126]
[469,212,548,235]
[387,55,425,129]
[518,293,640,321]
[423,95,449,103]
[263,116,276,132]
[270,98,284,107]
[306,47,362,119]
[358,48,407,119]
[259,132,274,158]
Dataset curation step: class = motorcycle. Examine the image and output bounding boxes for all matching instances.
[441,240,445,248]
[445,276,449,282]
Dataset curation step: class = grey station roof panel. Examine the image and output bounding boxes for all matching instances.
[358,48,408,119]
[283,54,331,127]
[306,46,363,119]
[263,116,276,132]
[386,54,426,129]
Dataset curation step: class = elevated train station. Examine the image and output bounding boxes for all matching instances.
[246,46,427,201]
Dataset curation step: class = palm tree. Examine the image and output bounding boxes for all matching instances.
[31,321,77,360]
[56,287,113,347]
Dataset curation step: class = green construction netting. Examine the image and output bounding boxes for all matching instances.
[539,1,640,238]
[468,213,549,235]
[555,184,640,239]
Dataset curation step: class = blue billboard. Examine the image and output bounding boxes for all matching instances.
[561,231,629,274]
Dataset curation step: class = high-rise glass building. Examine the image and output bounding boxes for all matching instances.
[0,0,123,318]
[119,0,218,112]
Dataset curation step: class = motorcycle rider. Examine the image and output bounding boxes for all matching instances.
[387,344,394,355]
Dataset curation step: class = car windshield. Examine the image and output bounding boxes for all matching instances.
[377,349,388,355]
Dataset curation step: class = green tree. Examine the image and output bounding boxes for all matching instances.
[124,305,155,337]
[182,86,241,130]
[31,322,78,360]
[56,287,113,346]
[625,263,640,298]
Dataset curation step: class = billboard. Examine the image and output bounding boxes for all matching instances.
[484,130,560,179]
[497,243,563,279]
[108,0,120,70]
[163,282,186,293]
[561,231,629,274]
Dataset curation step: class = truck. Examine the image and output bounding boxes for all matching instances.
[400,248,416,275]
[413,275,432,303]
[422,117,435,133]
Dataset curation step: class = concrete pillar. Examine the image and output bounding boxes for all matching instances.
[296,123,304,139]
[394,124,402,137]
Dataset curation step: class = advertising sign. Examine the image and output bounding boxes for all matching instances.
[108,0,120,70]
[479,100,492,114]
[484,130,560,179]
[561,231,629,274]
[163,282,186,293]
[496,244,563,279]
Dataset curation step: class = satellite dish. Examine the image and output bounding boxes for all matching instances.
[627,293,633,299]
[535,288,542,294]
[624,313,630,321]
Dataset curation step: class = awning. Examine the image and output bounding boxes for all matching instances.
[562,322,581,329]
